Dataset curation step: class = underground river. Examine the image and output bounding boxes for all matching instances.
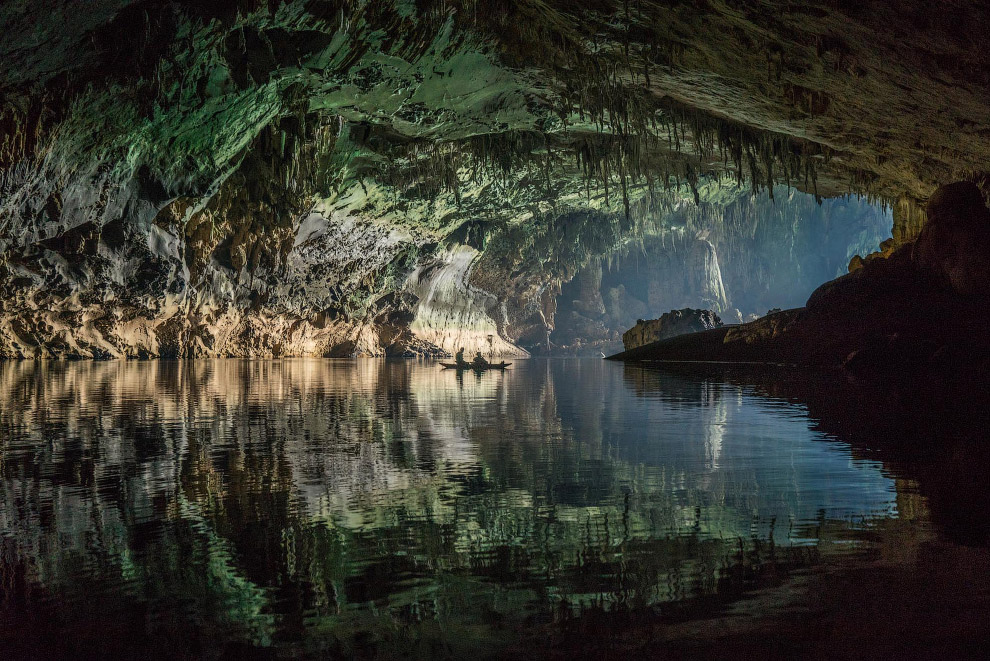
[2,358,988,658]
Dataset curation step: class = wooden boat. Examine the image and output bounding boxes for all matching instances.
[440,362,512,371]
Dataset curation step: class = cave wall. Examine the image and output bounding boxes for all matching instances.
[0,1,556,357]
[0,119,435,358]
[406,245,528,357]
[0,1,987,358]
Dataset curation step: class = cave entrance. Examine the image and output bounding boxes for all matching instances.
[548,190,893,355]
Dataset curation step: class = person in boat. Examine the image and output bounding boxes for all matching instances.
[472,351,489,368]
[455,347,467,366]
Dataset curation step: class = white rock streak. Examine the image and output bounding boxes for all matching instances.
[407,245,529,358]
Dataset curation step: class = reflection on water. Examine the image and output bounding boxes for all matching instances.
[0,359,945,657]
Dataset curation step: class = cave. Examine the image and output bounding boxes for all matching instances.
[2,2,990,658]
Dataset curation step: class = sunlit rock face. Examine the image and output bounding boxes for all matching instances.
[0,1,986,357]
[551,236,728,354]
[406,245,527,357]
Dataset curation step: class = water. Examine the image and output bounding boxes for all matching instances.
[0,359,987,659]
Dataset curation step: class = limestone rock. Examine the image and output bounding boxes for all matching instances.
[622,309,723,351]
[0,2,987,359]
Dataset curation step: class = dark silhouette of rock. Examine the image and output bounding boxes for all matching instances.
[912,181,990,297]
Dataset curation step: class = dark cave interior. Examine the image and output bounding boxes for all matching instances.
[3,2,990,659]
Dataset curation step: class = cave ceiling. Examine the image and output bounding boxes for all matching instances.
[5,1,989,223]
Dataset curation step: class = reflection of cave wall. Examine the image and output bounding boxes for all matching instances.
[551,191,892,354]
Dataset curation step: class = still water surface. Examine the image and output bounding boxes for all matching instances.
[0,359,978,658]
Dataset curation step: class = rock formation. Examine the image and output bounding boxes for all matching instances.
[912,182,990,298]
[406,245,525,357]
[622,309,723,351]
[1,2,989,358]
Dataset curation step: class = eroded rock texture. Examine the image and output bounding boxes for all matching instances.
[622,309,723,352]
[1,1,988,357]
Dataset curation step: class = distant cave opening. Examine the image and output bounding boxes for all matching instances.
[544,189,892,355]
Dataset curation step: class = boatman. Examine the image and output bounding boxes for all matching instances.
[472,351,489,368]
[455,347,466,366]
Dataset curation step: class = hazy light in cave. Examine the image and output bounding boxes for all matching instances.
[549,188,891,352]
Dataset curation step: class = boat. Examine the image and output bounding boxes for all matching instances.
[440,362,512,371]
